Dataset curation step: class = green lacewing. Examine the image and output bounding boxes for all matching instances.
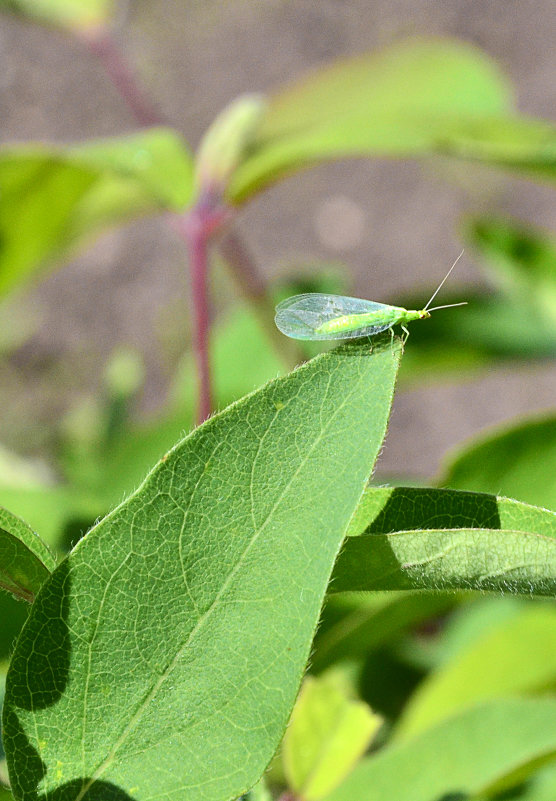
[275,252,466,341]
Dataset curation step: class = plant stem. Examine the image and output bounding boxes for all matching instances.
[178,212,212,423]
[82,25,216,422]
[80,28,163,128]
[80,26,293,421]
[171,200,232,423]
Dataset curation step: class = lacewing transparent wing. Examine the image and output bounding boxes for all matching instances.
[274,293,395,341]
[275,255,468,342]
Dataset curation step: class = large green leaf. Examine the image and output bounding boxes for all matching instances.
[441,413,556,510]
[0,0,111,31]
[331,486,556,596]
[3,336,401,801]
[395,605,556,742]
[228,39,556,203]
[230,39,512,200]
[0,507,56,603]
[325,698,556,801]
[0,130,193,295]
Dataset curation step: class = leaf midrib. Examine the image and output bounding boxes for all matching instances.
[74,368,368,800]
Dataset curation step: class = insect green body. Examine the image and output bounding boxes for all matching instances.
[315,306,430,336]
[274,252,465,342]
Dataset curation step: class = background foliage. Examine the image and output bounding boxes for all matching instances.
[1,2,556,801]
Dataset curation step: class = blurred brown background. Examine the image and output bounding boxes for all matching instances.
[1,0,556,477]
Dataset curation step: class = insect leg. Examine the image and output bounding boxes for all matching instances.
[401,324,410,344]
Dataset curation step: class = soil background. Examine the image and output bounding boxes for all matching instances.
[1,0,556,478]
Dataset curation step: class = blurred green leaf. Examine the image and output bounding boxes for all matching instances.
[283,675,381,801]
[0,506,56,602]
[467,216,556,292]
[442,413,556,510]
[68,132,193,211]
[229,39,556,204]
[0,485,102,552]
[0,130,193,295]
[103,347,145,403]
[0,0,111,30]
[312,592,459,673]
[331,486,556,595]
[431,595,528,667]
[422,292,556,355]
[196,94,266,194]
[4,337,401,801]
[493,762,556,801]
[358,646,426,721]
[437,114,556,183]
[230,39,512,201]
[325,698,556,801]
[240,777,272,801]
[466,215,556,329]
[395,605,556,742]
[400,288,556,374]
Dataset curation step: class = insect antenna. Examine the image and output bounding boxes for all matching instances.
[424,250,464,311]
[427,301,468,312]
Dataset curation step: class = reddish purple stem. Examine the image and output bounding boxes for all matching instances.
[177,211,212,424]
[81,29,163,128]
[82,27,276,423]
[84,26,217,422]
[173,201,232,424]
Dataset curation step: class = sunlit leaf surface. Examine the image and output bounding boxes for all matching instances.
[4,337,401,801]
